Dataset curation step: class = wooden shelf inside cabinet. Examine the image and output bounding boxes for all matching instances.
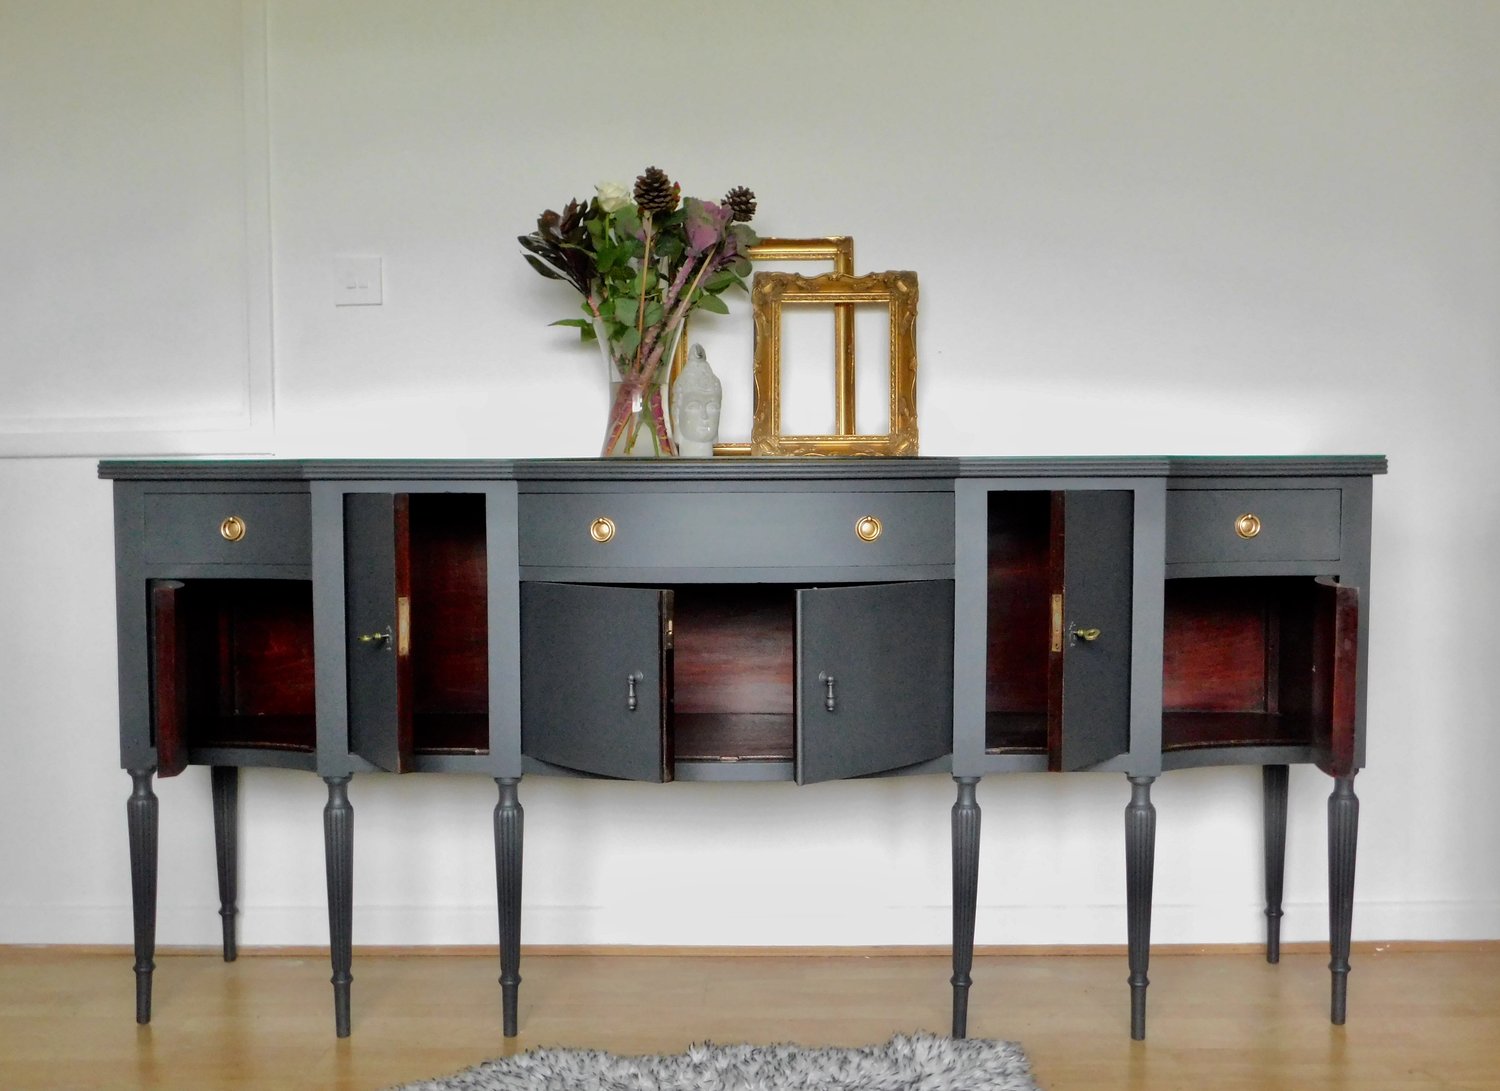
[674,713,796,763]
[191,713,318,753]
[409,712,490,756]
[984,711,1048,755]
[149,578,316,776]
[1162,711,1313,751]
[1162,575,1359,773]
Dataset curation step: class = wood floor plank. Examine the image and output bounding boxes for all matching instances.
[0,946,1496,1089]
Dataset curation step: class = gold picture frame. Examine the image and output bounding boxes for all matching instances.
[674,237,854,456]
[750,270,919,457]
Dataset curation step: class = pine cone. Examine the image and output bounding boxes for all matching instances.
[633,166,679,215]
[724,186,757,222]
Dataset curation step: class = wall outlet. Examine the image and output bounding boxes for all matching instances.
[334,255,383,306]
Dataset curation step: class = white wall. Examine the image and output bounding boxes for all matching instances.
[3,0,1498,950]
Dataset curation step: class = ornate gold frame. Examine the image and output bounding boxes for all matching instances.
[674,237,854,456]
[751,270,919,456]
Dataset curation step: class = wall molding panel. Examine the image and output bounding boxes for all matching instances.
[0,0,273,457]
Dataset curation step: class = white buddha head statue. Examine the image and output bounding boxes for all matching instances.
[672,343,722,456]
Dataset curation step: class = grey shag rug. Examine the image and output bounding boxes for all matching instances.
[388,1032,1038,1090]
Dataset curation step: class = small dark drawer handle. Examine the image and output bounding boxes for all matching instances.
[626,670,644,712]
[818,671,836,712]
[220,515,246,542]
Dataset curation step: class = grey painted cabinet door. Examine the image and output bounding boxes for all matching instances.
[795,580,955,785]
[344,493,413,773]
[1054,491,1134,771]
[520,582,674,782]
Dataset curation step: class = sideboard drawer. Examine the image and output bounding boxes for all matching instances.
[519,490,953,570]
[1166,488,1341,564]
[143,492,311,567]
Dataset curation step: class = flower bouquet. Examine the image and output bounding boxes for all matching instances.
[520,167,758,456]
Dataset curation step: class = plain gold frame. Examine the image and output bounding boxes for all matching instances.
[674,237,854,456]
[751,270,920,457]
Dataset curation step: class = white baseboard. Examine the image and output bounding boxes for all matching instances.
[5,900,1499,948]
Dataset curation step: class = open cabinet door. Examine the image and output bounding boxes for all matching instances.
[344,493,413,773]
[1311,577,1360,778]
[795,580,954,785]
[520,582,673,782]
[148,579,189,778]
[1050,491,1135,772]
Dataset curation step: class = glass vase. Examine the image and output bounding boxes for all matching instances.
[596,320,682,457]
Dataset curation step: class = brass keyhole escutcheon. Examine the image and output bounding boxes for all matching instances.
[855,515,883,542]
[1235,513,1262,540]
[589,516,616,543]
[219,515,246,542]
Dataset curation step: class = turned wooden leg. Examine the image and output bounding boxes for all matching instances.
[494,778,524,1038]
[322,775,353,1038]
[1263,764,1289,964]
[211,766,240,962]
[1328,773,1359,1025]
[126,768,159,1025]
[950,776,981,1039]
[1125,775,1156,1040]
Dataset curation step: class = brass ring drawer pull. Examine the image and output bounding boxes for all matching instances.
[1235,513,1262,539]
[855,515,882,542]
[589,516,616,543]
[219,515,246,542]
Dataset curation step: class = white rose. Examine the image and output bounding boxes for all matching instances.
[595,181,631,213]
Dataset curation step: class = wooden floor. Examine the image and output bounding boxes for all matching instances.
[2,944,1497,1089]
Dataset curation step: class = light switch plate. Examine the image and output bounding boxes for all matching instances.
[334,255,383,306]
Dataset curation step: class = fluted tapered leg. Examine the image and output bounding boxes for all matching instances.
[211,766,239,962]
[1263,764,1289,964]
[1328,774,1359,1024]
[950,776,981,1039]
[126,769,158,1025]
[1125,775,1156,1040]
[322,776,353,1038]
[494,778,524,1038]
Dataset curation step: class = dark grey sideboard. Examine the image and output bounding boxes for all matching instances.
[99,455,1384,1040]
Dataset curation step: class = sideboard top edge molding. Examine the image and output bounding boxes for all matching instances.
[1159,455,1387,477]
[97,454,1388,482]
